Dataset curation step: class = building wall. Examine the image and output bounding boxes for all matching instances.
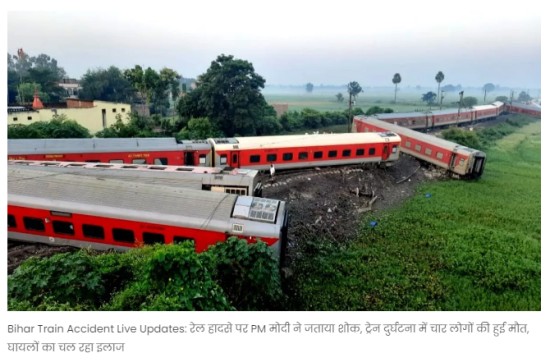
[7,101,132,134]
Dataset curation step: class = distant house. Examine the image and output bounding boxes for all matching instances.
[58,78,81,97]
[7,97,132,134]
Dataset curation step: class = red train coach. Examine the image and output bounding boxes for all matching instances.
[353,116,486,178]
[8,166,288,258]
[207,132,401,170]
[506,102,541,118]
[8,137,213,166]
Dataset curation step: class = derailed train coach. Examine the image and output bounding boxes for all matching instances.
[353,116,486,178]
[8,166,288,260]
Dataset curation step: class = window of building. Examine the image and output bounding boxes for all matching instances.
[113,228,134,243]
[298,152,308,160]
[415,144,422,152]
[121,108,126,112]
[83,224,105,239]
[343,149,351,157]
[143,232,165,245]
[53,220,74,235]
[267,154,277,162]
[8,215,16,228]
[368,148,376,155]
[132,159,146,164]
[283,153,293,161]
[356,149,365,156]
[27,116,32,120]
[250,155,260,163]
[13,117,18,121]
[328,150,337,158]
[112,108,117,113]
[436,152,444,160]
[23,217,45,232]
[313,151,323,159]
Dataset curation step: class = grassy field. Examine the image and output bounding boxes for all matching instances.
[287,121,541,311]
[264,88,504,113]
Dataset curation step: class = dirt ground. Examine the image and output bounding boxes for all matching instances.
[7,155,446,273]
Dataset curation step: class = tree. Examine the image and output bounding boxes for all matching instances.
[335,93,344,103]
[462,96,478,108]
[7,114,91,139]
[306,83,314,93]
[80,66,134,103]
[176,54,271,136]
[9,50,67,104]
[392,73,401,103]
[346,81,363,131]
[422,91,437,106]
[517,91,532,102]
[495,96,508,103]
[482,83,495,103]
[176,117,219,140]
[435,71,445,104]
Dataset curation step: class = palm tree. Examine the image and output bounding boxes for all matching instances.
[392,73,401,103]
[435,71,445,104]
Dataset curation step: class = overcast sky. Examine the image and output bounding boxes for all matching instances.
[5,0,542,90]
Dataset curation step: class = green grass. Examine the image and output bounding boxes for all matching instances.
[287,122,541,311]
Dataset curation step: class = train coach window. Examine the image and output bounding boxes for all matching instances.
[250,155,261,163]
[436,152,444,160]
[405,141,411,148]
[23,217,45,232]
[267,154,277,162]
[86,160,101,163]
[356,149,365,156]
[199,156,207,165]
[298,152,308,160]
[283,153,293,161]
[132,159,146,164]
[220,155,228,165]
[53,221,74,235]
[368,148,376,156]
[328,150,337,158]
[343,150,351,157]
[143,232,165,245]
[392,146,398,154]
[8,214,16,228]
[109,159,124,164]
[173,236,195,245]
[314,151,323,159]
[415,145,422,152]
[113,228,135,243]
[83,224,105,239]
[154,158,168,165]
[425,148,432,156]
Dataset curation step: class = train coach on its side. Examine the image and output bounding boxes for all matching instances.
[8,166,288,259]
[353,116,486,178]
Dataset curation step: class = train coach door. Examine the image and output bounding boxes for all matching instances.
[184,151,195,166]
[382,142,390,160]
[230,152,240,168]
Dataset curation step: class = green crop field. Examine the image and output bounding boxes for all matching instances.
[287,121,541,311]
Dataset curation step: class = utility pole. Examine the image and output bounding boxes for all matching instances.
[457,91,464,125]
[440,91,445,110]
[348,91,353,133]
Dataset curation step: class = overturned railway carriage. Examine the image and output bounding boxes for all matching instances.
[208,132,401,170]
[506,102,541,118]
[353,116,486,178]
[8,160,262,196]
[8,167,288,258]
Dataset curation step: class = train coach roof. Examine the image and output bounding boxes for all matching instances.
[210,132,400,150]
[354,116,484,156]
[509,101,541,111]
[472,104,499,111]
[8,167,275,230]
[7,137,197,155]
[374,112,427,119]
